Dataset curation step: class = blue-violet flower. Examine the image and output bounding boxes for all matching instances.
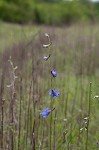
[43,54,51,61]
[51,70,57,77]
[48,88,60,98]
[40,107,51,118]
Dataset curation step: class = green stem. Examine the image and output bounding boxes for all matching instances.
[49,76,53,150]
[86,82,92,150]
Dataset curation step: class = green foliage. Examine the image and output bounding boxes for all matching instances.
[33,2,90,25]
[0,0,99,24]
[0,0,35,23]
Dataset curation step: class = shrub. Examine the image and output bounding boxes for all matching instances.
[0,1,35,23]
[0,1,99,24]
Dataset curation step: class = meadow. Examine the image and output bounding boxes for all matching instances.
[0,22,99,150]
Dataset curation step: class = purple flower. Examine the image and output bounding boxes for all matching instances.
[43,54,51,61]
[48,88,60,98]
[51,70,57,77]
[40,107,51,118]
[40,107,55,118]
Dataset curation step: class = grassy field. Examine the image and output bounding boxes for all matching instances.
[0,21,39,52]
[0,22,99,150]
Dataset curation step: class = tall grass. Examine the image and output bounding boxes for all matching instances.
[0,23,99,149]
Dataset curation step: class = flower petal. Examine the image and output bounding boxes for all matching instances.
[40,107,51,118]
[51,70,57,77]
[48,88,60,98]
[43,54,50,61]
[48,91,52,96]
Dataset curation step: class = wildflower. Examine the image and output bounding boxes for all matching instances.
[43,43,51,48]
[94,95,99,99]
[80,127,84,132]
[45,33,49,37]
[84,117,88,120]
[40,107,55,118]
[40,107,51,118]
[43,33,51,48]
[51,70,57,77]
[43,54,51,61]
[48,88,60,98]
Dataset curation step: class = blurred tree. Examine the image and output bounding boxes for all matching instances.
[79,0,90,2]
[2,0,19,2]
[2,0,32,4]
[36,0,61,2]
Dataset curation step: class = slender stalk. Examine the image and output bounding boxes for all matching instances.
[49,76,53,150]
[25,80,32,150]
[53,110,57,150]
[31,43,36,150]
[7,58,17,150]
[18,77,22,150]
[23,80,28,149]
[1,99,4,149]
[49,45,53,150]
[32,101,36,150]
[64,75,70,128]
[85,82,92,150]
[0,71,5,149]
[10,91,16,150]
[70,77,78,129]
[77,75,83,146]
[44,33,53,150]
[40,119,45,150]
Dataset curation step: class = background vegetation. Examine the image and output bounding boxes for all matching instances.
[0,0,99,24]
[0,0,99,149]
[0,22,99,149]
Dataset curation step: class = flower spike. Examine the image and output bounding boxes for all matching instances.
[43,43,51,48]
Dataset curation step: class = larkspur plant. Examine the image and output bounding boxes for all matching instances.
[40,33,60,119]
[39,33,60,150]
